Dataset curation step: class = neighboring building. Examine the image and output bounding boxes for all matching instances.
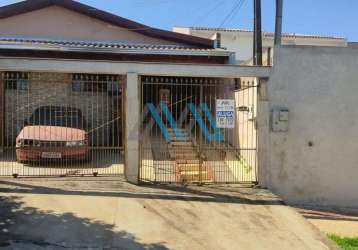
[173,27,348,65]
[348,42,358,48]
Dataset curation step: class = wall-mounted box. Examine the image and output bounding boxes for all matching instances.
[272,108,289,132]
[279,110,289,121]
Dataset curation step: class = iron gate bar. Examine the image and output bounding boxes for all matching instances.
[139,76,258,184]
[0,71,124,177]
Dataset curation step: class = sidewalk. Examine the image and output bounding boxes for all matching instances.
[0,177,338,249]
[297,206,358,237]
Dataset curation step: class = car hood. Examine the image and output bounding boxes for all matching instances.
[17,126,86,141]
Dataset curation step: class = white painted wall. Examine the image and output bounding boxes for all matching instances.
[262,46,358,208]
[173,27,347,64]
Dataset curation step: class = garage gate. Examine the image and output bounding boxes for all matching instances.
[139,76,258,184]
[0,72,124,177]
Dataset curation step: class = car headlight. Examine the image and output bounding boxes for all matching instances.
[16,139,41,147]
[66,141,85,147]
[66,141,76,147]
[16,139,24,147]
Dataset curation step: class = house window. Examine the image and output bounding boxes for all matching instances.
[4,72,29,91]
[72,74,120,94]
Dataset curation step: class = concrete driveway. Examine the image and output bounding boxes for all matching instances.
[0,177,337,250]
[0,149,124,177]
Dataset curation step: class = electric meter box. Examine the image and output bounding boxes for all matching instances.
[272,108,289,132]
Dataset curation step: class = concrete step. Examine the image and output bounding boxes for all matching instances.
[167,131,188,136]
[178,171,213,182]
[169,148,197,152]
[169,138,192,143]
[177,164,208,172]
[167,130,190,138]
[167,128,187,132]
[170,149,197,155]
[170,152,198,158]
[170,154,198,161]
[168,144,195,149]
[168,131,189,136]
[169,153,199,160]
[176,159,200,164]
[169,141,194,147]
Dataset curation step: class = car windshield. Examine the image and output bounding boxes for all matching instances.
[28,107,86,129]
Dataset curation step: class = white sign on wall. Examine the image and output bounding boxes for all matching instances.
[216,99,235,128]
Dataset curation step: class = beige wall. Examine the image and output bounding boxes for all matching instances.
[235,79,257,149]
[232,79,258,181]
[0,6,180,45]
[262,46,358,208]
[216,79,258,182]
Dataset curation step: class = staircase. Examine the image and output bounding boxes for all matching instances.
[167,128,213,183]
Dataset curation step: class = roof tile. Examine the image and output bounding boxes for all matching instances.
[0,37,230,56]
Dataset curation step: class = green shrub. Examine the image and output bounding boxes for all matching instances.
[329,234,358,250]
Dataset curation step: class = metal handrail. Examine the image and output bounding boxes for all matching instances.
[167,95,193,108]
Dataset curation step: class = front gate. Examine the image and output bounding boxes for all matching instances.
[139,76,258,184]
[0,72,124,177]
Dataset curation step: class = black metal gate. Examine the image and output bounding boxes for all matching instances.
[139,76,258,184]
[0,72,124,177]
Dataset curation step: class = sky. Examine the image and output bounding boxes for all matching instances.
[1,0,357,41]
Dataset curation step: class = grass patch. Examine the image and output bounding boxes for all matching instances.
[329,234,358,250]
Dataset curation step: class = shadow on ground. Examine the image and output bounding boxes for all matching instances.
[296,205,358,222]
[0,196,168,249]
[0,178,282,205]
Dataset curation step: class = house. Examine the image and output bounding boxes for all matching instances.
[1,0,357,210]
[173,27,348,65]
[0,0,269,184]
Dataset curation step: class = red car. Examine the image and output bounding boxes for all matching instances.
[16,106,89,163]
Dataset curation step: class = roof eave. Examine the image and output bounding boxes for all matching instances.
[0,44,231,57]
[188,27,346,41]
